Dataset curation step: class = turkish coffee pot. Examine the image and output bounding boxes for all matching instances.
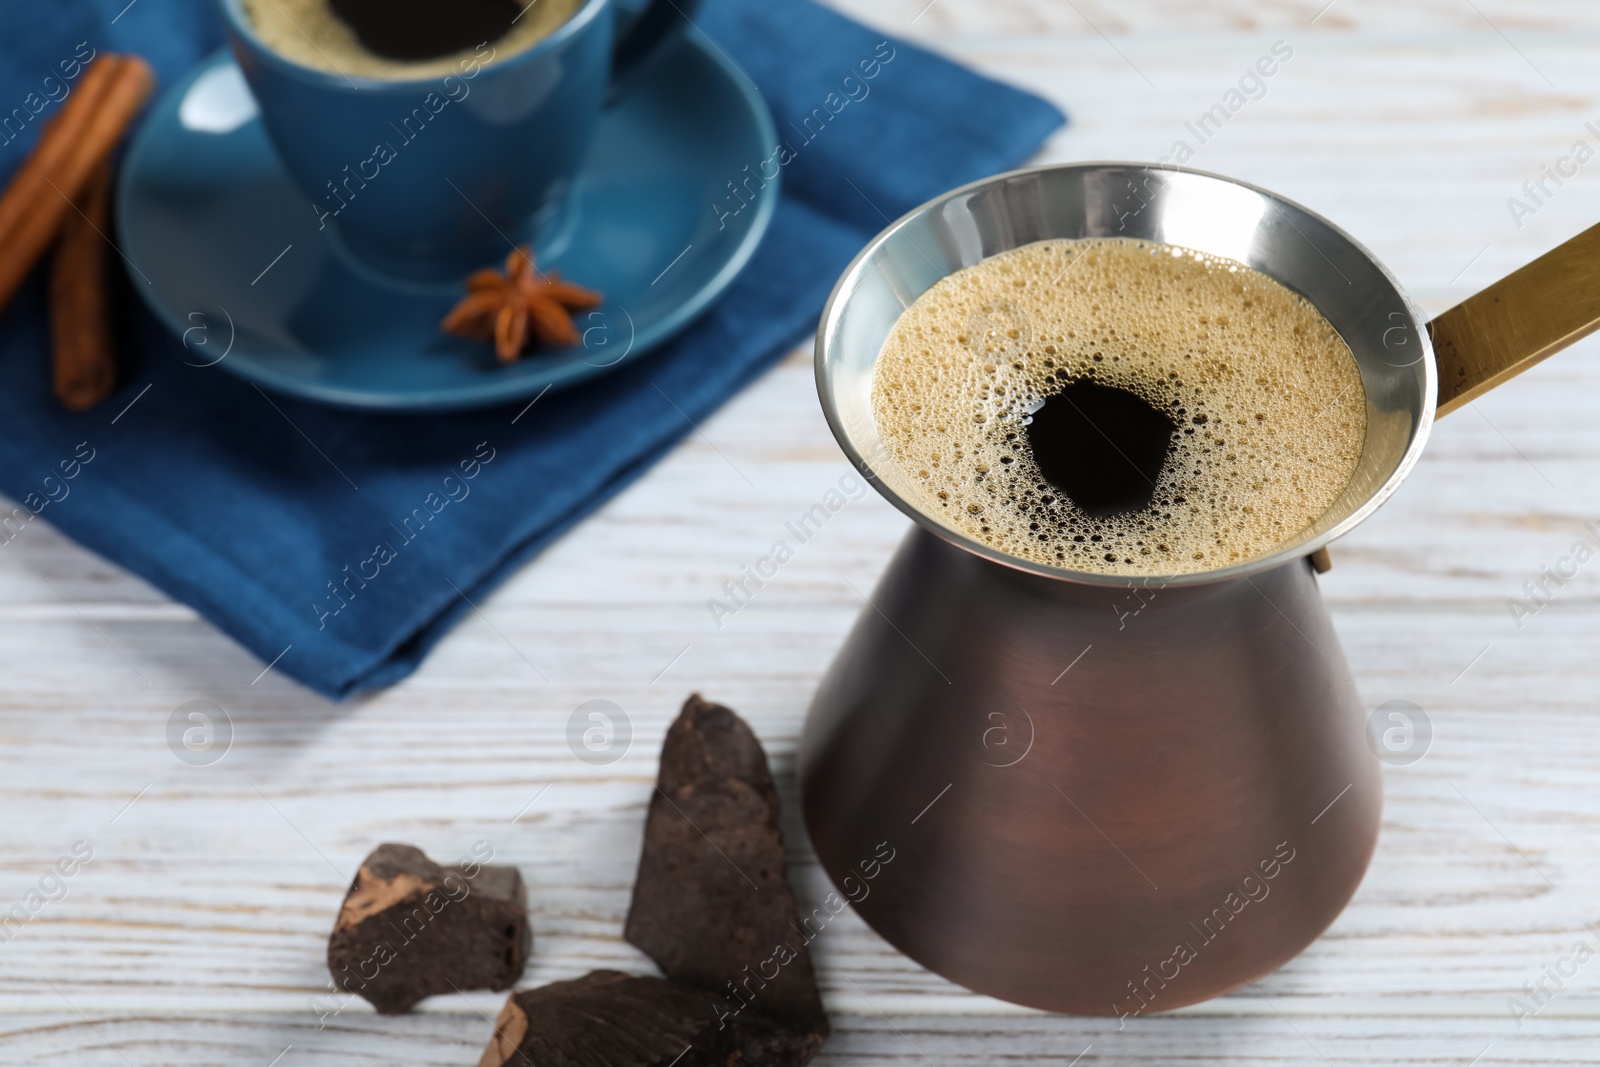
[799,162,1598,1014]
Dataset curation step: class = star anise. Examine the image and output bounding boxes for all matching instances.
[441,246,603,362]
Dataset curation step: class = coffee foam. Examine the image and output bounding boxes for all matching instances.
[242,0,583,80]
[870,237,1367,576]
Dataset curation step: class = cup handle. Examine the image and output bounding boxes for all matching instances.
[609,0,701,90]
[1428,222,1600,417]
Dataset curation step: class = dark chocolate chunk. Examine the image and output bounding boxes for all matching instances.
[625,694,829,1038]
[327,843,529,1014]
[473,695,829,1067]
[478,971,817,1067]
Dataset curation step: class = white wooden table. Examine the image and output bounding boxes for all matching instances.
[7,1,1600,1062]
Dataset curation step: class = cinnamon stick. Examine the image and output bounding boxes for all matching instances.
[0,55,153,317]
[0,56,121,256]
[51,161,115,411]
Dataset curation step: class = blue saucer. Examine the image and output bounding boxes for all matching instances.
[116,34,778,412]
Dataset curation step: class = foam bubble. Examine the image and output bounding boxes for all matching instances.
[870,237,1366,576]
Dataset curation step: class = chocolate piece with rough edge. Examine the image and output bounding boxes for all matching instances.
[327,843,529,1014]
[625,694,829,1041]
[477,971,816,1067]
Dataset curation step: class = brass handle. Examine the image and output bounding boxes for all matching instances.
[1428,222,1600,417]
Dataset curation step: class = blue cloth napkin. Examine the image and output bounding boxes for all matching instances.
[0,0,1064,699]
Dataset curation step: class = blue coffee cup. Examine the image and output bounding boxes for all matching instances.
[217,0,696,278]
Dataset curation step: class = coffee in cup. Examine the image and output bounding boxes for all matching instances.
[241,0,584,80]
[871,237,1367,576]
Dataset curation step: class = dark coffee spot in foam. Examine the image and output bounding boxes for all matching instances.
[1026,379,1175,517]
[329,0,521,62]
